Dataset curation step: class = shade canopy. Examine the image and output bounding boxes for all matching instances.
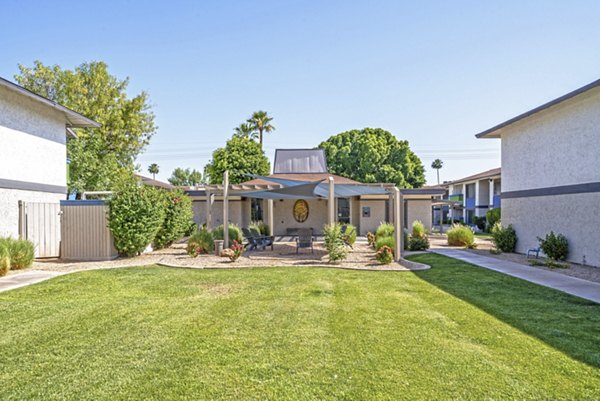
[238,175,390,199]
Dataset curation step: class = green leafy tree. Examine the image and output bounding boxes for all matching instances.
[205,137,270,184]
[431,159,444,184]
[15,61,156,197]
[247,110,275,148]
[318,128,425,188]
[168,168,204,186]
[233,122,257,140]
[148,163,159,180]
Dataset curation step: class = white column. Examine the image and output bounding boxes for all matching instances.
[223,170,229,248]
[267,199,274,236]
[489,179,495,208]
[462,183,467,222]
[475,180,481,217]
[393,187,402,261]
[205,190,212,230]
[328,177,335,225]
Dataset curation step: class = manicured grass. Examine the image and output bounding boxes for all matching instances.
[0,256,599,400]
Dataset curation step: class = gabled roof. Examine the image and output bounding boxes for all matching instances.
[0,77,100,128]
[273,149,328,174]
[476,78,600,138]
[446,167,501,185]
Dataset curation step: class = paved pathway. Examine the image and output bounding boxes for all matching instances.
[0,270,66,293]
[431,248,600,304]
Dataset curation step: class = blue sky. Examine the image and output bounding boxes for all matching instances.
[2,1,600,184]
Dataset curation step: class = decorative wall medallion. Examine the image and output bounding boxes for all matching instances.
[293,199,309,223]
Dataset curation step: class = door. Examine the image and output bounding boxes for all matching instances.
[337,198,351,224]
[18,201,61,258]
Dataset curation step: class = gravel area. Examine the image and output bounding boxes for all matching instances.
[429,234,600,284]
[30,241,428,273]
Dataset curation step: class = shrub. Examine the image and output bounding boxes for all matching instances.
[375,246,394,264]
[221,240,243,262]
[472,216,487,231]
[491,223,518,252]
[367,232,377,249]
[212,223,243,244]
[411,220,426,239]
[342,224,357,246]
[249,221,270,236]
[108,184,166,257]
[4,238,35,270]
[538,231,569,261]
[408,236,430,251]
[376,222,394,238]
[153,190,194,250]
[0,244,10,277]
[323,223,347,262]
[186,227,214,257]
[486,208,501,227]
[375,235,395,253]
[447,224,475,247]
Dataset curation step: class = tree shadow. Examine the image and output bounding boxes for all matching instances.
[409,253,600,368]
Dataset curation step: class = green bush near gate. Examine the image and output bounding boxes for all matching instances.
[108,184,166,257]
[153,190,194,250]
[491,223,518,253]
[0,237,35,270]
[538,231,569,261]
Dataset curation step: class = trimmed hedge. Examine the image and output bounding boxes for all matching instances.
[153,190,194,249]
[108,184,166,257]
[213,224,243,244]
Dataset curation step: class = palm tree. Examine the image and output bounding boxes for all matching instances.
[431,159,443,184]
[247,110,275,148]
[148,163,159,180]
[233,122,257,140]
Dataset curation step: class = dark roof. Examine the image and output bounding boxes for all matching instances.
[241,173,359,186]
[476,78,600,138]
[400,188,446,196]
[0,77,100,128]
[446,167,501,185]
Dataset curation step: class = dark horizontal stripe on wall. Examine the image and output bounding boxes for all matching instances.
[475,205,490,209]
[0,178,67,194]
[502,182,600,199]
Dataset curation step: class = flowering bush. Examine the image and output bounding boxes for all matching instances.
[367,232,377,249]
[186,227,213,257]
[221,240,243,262]
[375,245,394,265]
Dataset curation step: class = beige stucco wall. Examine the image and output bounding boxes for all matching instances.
[191,199,244,229]
[405,200,433,232]
[503,194,599,267]
[358,199,387,235]
[272,199,329,235]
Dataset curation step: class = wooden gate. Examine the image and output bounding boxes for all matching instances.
[18,201,61,258]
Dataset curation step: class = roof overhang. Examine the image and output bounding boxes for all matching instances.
[0,77,100,128]
[476,78,600,139]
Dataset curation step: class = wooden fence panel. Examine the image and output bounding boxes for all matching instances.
[18,201,61,258]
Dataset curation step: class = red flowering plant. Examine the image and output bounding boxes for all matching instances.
[221,240,244,262]
[375,245,394,265]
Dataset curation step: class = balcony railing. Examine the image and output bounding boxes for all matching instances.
[449,194,463,202]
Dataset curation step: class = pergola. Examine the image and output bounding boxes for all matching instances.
[208,171,405,262]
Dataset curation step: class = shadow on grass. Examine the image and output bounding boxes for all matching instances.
[409,253,600,368]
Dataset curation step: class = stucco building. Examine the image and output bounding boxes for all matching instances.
[477,79,600,267]
[186,149,443,236]
[0,77,98,240]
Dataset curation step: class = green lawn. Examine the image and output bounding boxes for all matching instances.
[0,255,599,400]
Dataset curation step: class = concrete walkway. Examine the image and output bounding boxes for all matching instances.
[431,248,600,304]
[0,270,66,293]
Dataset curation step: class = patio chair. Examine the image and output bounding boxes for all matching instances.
[242,228,263,251]
[249,227,274,251]
[527,247,541,259]
[295,228,314,254]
